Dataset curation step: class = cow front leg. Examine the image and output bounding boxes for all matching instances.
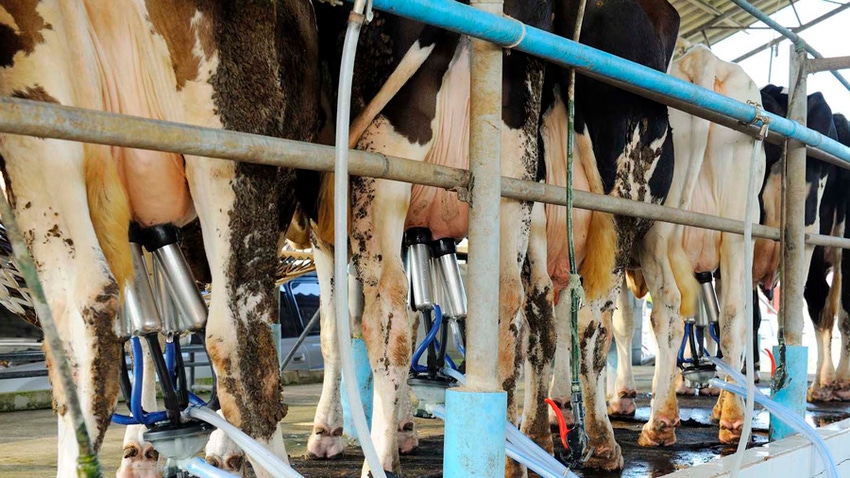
[307,238,346,459]
[352,176,414,477]
[608,283,637,417]
[580,299,624,471]
[519,202,556,458]
[186,157,288,476]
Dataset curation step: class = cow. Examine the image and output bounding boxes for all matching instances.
[0,1,320,476]
[299,1,554,476]
[628,43,764,446]
[535,0,680,470]
[805,113,850,402]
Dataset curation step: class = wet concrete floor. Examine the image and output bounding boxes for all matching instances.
[2,367,850,477]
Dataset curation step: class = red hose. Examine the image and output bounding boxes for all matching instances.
[544,398,568,449]
[764,347,776,377]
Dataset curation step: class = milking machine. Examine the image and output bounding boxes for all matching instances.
[403,227,468,417]
[110,223,224,478]
[677,271,724,389]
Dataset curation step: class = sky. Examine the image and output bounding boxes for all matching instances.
[710,0,850,116]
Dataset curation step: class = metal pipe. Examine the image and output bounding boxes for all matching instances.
[464,0,502,393]
[728,0,850,93]
[152,245,207,332]
[444,0,507,475]
[782,46,808,346]
[808,56,850,73]
[279,309,320,372]
[3,100,850,249]
[362,0,850,164]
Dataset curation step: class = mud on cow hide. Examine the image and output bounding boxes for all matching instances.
[0,1,320,477]
[536,0,680,471]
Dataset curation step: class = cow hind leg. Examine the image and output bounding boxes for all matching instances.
[608,283,637,417]
[637,239,683,448]
[548,289,576,429]
[715,233,748,444]
[117,340,160,478]
[519,202,556,458]
[186,157,289,477]
[1,136,125,477]
[307,239,346,459]
[352,175,415,476]
[580,301,624,471]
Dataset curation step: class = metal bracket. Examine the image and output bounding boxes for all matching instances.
[456,176,472,206]
[744,100,771,141]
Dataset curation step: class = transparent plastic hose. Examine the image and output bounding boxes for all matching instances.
[730,134,764,478]
[185,457,240,478]
[708,377,838,478]
[334,2,385,477]
[185,407,302,478]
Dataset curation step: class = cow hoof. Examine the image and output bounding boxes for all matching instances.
[607,397,636,417]
[702,386,722,397]
[719,419,744,444]
[638,416,679,447]
[808,386,834,403]
[398,421,419,455]
[116,442,161,478]
[204,453,245,476]
[833,386,850,401]
[307,425,345,460]
[583,442,624,471]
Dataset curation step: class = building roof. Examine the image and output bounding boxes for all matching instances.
[674,0,793,47]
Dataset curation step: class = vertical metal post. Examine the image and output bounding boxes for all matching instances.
[444,0,506,476]
[772,45,809,441]
[463,1,502,393]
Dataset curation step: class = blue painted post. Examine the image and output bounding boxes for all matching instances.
[341,337,373,440]
[444,389,507,477]
[770,345,808,440]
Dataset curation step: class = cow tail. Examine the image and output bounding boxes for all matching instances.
[84,144,133,292]
[669,238,698,317]
[315,172,351,248]
[579,211,617,301]
[625,269,649,299]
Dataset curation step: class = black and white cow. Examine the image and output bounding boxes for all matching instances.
[805,112,850,402]
[536,0,680,470]
[299,1,554,476]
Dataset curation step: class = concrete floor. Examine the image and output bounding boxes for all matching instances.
[2,367,850,477]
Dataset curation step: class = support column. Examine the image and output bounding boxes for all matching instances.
[772,45,809,441]
[444,0,507,475]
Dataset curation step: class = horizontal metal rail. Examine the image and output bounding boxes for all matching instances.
[2,98,849,250]
[363,0,850,166]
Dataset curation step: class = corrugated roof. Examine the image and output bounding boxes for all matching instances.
[673,0,792,47]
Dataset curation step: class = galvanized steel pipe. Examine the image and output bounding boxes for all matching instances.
[3,99,850,250]
[781,47,809,346]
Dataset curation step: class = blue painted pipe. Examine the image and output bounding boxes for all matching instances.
[770,344,808,440]
[444,389,507,477]
[341,337,373,440]
[360,0,850,165]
